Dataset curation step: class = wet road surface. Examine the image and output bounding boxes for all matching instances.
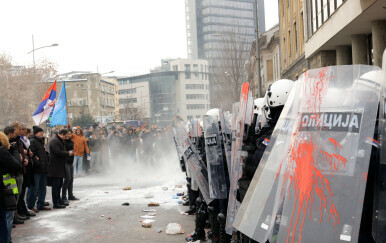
[13,171,195,243]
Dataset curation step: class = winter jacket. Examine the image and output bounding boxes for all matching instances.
[9,137,26,174]
[29,135,49,174]
[48,135,69,178]
[64,139,74,164]
[72,134,89,157]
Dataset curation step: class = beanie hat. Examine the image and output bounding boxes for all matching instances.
[33,126,43,135]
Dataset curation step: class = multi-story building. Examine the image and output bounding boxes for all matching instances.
[55,72,119,124]
[185,0,265,62]
[118,59,210,126]
[279,0,385,81]
[304,0,385,68]
[279,0,309,80]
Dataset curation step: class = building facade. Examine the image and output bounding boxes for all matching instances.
[118,59,210,125]
[279,0,386,81]
[56,72,118,124]
[304,0,386,68]
[279,0,308,80]
[185,0,264,62]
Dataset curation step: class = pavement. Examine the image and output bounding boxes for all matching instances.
[13,159,195,243]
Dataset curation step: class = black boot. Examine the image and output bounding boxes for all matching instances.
[207,206,220,243]
[218,213,232,243]
[186,197,208,242]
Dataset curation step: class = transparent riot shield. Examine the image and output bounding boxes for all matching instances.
[175,124,213,205]
[190,118,201,147]
[226,83,251,234]
[234,65,381,243]
[373,50,386,242]
[203,115,228,199]
[173,127,186,172]
[219,109,232,176]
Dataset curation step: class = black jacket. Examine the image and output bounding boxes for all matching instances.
[64,139,74,164]
[48,135,69,178]
[29,135,49,174]
[0,146,22,176]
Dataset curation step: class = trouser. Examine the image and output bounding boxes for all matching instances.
[74,156,83,175]
[0,205,8,243]
[14,175,23,204]
[17,177,28,215]
[27,173,47,209]
[195,196,208,236]
[90,152,100,171]
[62,163,74,200]
[51,177,63,206]
[5,211,14,243]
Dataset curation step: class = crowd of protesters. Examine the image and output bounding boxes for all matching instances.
[0,121,174,243]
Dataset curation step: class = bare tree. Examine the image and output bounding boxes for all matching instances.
[209,27,254,110]
[0,53,58,127]
[120,95,145,121]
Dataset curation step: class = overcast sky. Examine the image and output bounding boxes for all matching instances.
[0,0,278,76]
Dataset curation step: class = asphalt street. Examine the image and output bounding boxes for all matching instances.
[13,166,195,243]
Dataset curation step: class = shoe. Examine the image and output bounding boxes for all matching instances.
[53,204,66,209]
[29,208,39,213]
[185,231,206,242]
[185,207,196,215]
[12,225,15,228]
[13,219,24,224]
[61,200,69,206]
[44,202,50,206]
[25,211,36,217]
[16,214,28,220]
[18,214,30,220]
[182,200,190,207]
[68,196,79,201]
[37,206,52,211]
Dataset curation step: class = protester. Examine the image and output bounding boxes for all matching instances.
[62,130,78,203]
[27,126,50,212]
[0,131,22,242]
[48,129,73,209]
[71,128,89,176]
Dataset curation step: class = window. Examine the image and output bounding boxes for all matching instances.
[193,64,199,79]
[187,116,193,120]
[185,64,191,79]
[186,94,205,100]
[119,98,137,104]
[267,60,273,81]
[187,104,206,110]
[118,88,136,95]
[79,99,83,106]
[294,22,297,53]
[186,84,204,90]
[196,115,201,118]
[77,84,83,88]
[173,65,178,71]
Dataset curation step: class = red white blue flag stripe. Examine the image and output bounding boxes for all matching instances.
[32,81,57,125]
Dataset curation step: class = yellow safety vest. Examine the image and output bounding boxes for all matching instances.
[3,173,18,195]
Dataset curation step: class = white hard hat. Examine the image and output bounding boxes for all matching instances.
[254,98,265,115]
[206,108,220,118]
[266,79,294,108]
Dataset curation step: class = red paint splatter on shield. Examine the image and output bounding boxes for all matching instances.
[278,67,346,243]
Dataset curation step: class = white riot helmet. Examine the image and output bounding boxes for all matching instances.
[266,79,294,108]
[206,108,220,118]
[254,98,265,115]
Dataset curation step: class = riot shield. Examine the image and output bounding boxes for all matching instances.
[226,83,251,234]
[219,109,232,176]
[173,128,186,172]
[175,124,213,205]
[203,115,228,199]
[234,65,381,243]
[190,118,201,147]
[373,50,386,242]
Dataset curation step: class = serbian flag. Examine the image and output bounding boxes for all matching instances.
[32,81,57,125]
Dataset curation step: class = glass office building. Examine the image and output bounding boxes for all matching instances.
[186,0,265,63]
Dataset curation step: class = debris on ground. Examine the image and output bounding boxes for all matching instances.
[166,223,184,234]
[140,215,156,219]
[162,187,168,191]
[178,200,183,205]
[176,192,185,196]
[144,193,154,199]
[175,185,183,188]
[104,192,109,194]
[156,228,163,233]
[142,209,157,212]
[121,202,130,206]
[148,202,159,207]
[123,187,131,191]
[100,215,105,217]
[142,221,152,228]
[172,195,179,199]
[180,212,188,216]
[147,213,157,216]
[106,217,112,220]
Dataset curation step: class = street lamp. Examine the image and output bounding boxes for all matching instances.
[27,35,59,107]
